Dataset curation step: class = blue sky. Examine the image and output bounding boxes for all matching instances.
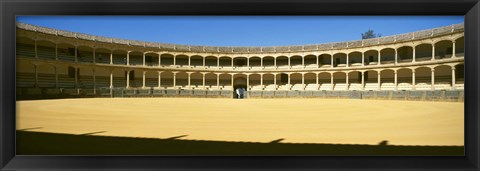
[17,16,463,47]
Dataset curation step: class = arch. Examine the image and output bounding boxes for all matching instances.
[205,56,218,68]
[249,57,262,68]
[205,73,217,89]
[127,51,143,66]
[249,74,262,90]
[174,72,188,88]
[160,53,174,66]
[434,65,453,89]
[276,56,289,68]
[364,50,378,65]
[160,71,174,88]
[318,54,332,68]
[219,73,232,90]
[304,55,317,67]
[290,55,302,67]
[175,54,189,67]
[190,72,203,88]
[94,48,111,64]
[414,67,432,90]
[380,48,395,64]
[218,56,232,68]
[455,36,464,56]
[112,49,127,65]
[144,52,160,66]
[397,46,413,63]
[36,40,56,60]
[333,53,347,67]
[190,55,204,68]
[380,69,395,90]
[36,64,56,88]
[397,68,413,90]
[263,73,275,89]
[415,43,432,61]
[55,43,76,61]
[263,56,275,68]
[77,45,94,63]
[348,52,362,67]
[233,57,247,67]
[16,37,36,57]
[434,40,453,59]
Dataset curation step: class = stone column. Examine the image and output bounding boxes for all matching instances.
[91,47,95,64]
[412,70,416,90]
[412,47,416,62]
[217,58,220,68]
[126,51,130,65]
[143,53,146,66]
[157,71,162,88]
[188,56,191,67]
[302,56,305,68]
[202,73,206,89]
[331,55,334,68]
[274,57,277,68]
[330,73,334,90]
[247,74,250,90]
[247,58,250,68]
[377,72,381,91]
[377,51,381,65]
[74,67,78,88]
[431,69,435,90]
[231,58,234,69]
[187,72,192,88]
[316,73,319,90]
[301,73,305,90]
[394,70,398,91]
[34,40,38,58]
[110,49,113,64]
[316,55,320,68]
[126,70,130,88]
[93,68,96,93]
[261,58,263,68]
[394,48,398,64]
[173,55,176,66]
[361,52,364,66]
[74,46,78,62]
[346,54,349,67]
[431,44,435,60]
[173,72,177,88]
[260,74,264,90]
[452,66,456,90]
[288,57,291,69]
[55,44,58,60]
[203,57,206,68]
[54,66,58,88]
[361,72,365,91]
[273,73,277,89]
[231,74,234,90]
[346,73,349,90]
[142,70,146,88]
[452,41,456,58]
[217,73,220,89]
[287,73,290,90]
[109,70,113,88]
[158,53,162,66]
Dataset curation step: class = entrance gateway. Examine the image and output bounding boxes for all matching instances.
[233,75,247,99]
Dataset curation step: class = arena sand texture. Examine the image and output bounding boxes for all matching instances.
[16,98,464,146]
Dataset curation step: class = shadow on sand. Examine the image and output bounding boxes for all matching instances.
[16,131,464,155]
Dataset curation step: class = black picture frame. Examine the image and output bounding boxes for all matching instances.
[1,0,479,170]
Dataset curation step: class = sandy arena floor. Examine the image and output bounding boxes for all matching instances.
[16,98,464,146]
